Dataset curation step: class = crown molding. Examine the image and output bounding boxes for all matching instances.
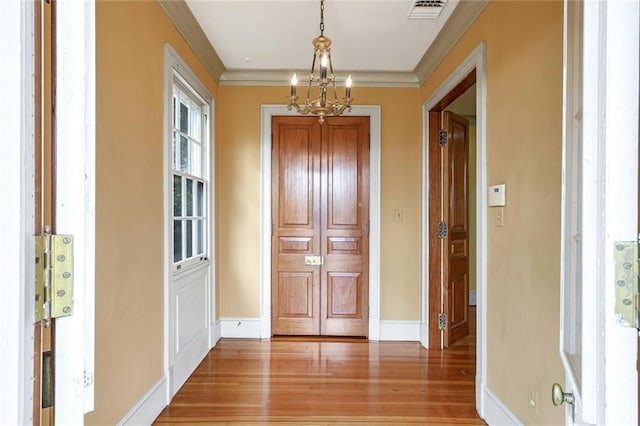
[157,0,225,83]
[413,0,489,84]
[219,69,420,87]
[158,0,488,87]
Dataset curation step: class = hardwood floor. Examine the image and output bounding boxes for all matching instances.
[155,308,483,424]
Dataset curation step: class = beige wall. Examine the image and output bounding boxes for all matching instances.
[217,86,423,320]
[421,1,564,424]
[90,1,218,424]
[91,0,565,423]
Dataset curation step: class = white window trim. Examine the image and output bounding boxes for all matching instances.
[163,44,216,398]
[171,80,210,273]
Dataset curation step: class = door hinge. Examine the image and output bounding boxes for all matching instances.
[438,221,448,239]
[438,129,447,146]
[35,227,74,323]
[614,240,639,329]
[438,312,447,330]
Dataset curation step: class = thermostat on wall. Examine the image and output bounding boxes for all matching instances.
[488,184,506,207]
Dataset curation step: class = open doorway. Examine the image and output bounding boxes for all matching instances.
[427,70,475,349]
[421,42,487,416]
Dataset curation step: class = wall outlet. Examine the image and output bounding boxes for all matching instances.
[528,386,539,414]
[392,209,404,222]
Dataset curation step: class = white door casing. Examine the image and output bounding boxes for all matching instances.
[260,105,381,340]
[1,1,97,422]
[54,0,97,419]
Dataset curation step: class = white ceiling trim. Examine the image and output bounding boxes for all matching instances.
[414,0,488,82]
[219,69,420,87]
[157,0,488,87]
[157,0,225,81]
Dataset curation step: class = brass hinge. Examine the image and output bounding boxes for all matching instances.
[438,312,447,330]
[438,221,448,239]
[614,240,639,329]
[438,129,447,146]
[35,227,74,324]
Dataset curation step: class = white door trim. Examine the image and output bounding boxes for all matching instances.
[260,106,382,339]
[421,42,487,417]
[599,0,638,423]
[0,0,36,423]
[54,0,97,420]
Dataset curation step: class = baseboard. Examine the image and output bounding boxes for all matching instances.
[117,376,168,426]
[482,387,523,426]
[220,317,262,338]
[470,290,477,306]
[379,320,421,341]
[214,318,222,343]
[219,318,419,341]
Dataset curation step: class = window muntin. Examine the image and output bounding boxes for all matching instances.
[172,80,208,269]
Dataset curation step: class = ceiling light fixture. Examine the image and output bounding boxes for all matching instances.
[287,0,352,124]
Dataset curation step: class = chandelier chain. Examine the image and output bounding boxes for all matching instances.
[319,0,324,36]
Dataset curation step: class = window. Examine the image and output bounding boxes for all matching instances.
[172,79,209,269]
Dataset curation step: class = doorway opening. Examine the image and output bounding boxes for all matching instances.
[421,42,487,416]
[261,105,382,340]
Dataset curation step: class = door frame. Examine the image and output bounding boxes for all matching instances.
[0,0,37,422]
[564,0,639,423]
[421,42,487,415]
[53,0,96,420]
[261,105,381,340]
[0,0,96,423]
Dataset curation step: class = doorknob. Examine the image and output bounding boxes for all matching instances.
[551,383,574,406]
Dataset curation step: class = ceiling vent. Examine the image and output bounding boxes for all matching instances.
[408,0,447,19]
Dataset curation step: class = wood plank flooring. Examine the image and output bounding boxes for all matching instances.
[155,309,484,424]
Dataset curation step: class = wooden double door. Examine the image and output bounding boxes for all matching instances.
[271,116,370,337]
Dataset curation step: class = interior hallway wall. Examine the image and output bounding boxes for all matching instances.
[420,1,564,424]
[91,1,218,423]
[217,86,423,321]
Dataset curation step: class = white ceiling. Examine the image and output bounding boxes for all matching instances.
[185,0,460,73]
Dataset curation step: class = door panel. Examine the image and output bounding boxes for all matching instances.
[171,265,211,395]
[272,117,321,335]
[442,111,470,347]
[272,116,369,337]
[321,117,369,336]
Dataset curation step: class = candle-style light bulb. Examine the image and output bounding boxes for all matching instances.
[290,73,297,97]
[345,75,352,98]
[320,54,328,79]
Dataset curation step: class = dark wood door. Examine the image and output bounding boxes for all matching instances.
[442,111,470,347]
[272,116,369,337]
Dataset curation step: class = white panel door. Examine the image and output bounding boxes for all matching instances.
[559,0,639,424]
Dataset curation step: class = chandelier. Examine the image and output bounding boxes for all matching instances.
[287,0,353,124]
